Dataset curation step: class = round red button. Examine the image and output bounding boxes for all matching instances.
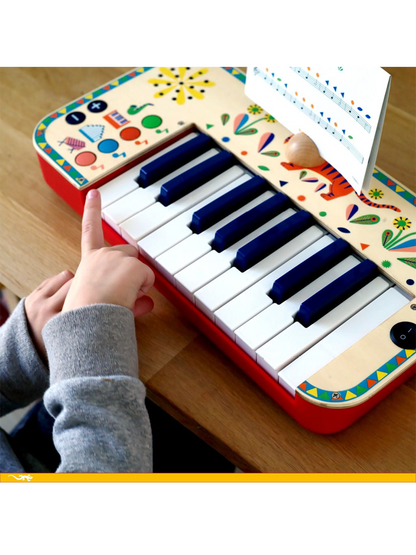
[75,151,97,166]
[120,127,141,141]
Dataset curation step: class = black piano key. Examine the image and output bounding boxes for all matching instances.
[137,134,214,188]
[296,259,378,328]
[211,192,291,253]
[233,210,313,272]
[158,150,234,206]
[190,175,268,234]
[269,238,351,304]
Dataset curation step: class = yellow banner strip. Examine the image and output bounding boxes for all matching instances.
[1,473,415,483]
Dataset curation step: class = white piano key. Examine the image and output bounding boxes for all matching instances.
[156,191,274,278]
[120,166,245,243]
[103,147,219,232]
[235,255,359,358]
[156,233,212,282]
[174,208,296,302]
[176,250,231,301]
[256,276,390,380]
[102,186,157,230]
[138,174,252,260]
[99,167,140,210]
[195,225,325,319]
[98,132,198,208]
[278,286,409,395]
[214,235,335,339]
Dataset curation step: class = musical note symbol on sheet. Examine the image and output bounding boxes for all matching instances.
[135,139,149,146]
[91,164,104,170]
[156,128,169,134]
[246,65,391,193]
[112,152,126,158]
[290,67,372,132]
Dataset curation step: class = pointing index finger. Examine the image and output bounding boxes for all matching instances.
[82,189,105,254]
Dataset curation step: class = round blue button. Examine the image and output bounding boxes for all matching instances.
[98,139,119,153]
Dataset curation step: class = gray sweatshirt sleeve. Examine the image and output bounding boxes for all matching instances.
[42,304,152,473]
[0,299,49,416]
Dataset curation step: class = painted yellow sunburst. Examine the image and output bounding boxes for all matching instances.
[369,188,384,200]
[393,216,412,230]
[148,67,215,105]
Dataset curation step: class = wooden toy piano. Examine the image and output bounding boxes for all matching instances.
[33,67,416,434]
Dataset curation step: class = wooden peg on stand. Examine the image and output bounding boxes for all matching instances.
[285,133,325,167]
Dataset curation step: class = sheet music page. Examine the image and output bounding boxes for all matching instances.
[245,66,391,193]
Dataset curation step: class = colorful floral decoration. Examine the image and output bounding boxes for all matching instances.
[247,104,263,115]
[393,216,412,230]
[382,217,416,259]
[382,260,392,268]
[258,133,280,158]
[148,67,215,105]
[231,106,280,172]
[233,105,277,136]
[369,188,384,200]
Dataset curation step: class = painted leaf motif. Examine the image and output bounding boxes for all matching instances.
[233,113,249,133]
[221,113,230,126]
[262,150,280,158]
[382,229,393,247]
[314,183,326,192]
[299,170,307,179]
[388,238,416,252]
[337,227,351,234]
[350,214,380,225]
[346,204,359,220]
[258,132,275,152]
[236,127,258,135]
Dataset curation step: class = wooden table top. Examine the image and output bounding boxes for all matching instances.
[1,67,415,473]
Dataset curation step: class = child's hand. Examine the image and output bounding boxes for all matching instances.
[62,188,155,317]
[25,270,74,361]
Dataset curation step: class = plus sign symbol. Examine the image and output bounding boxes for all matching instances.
[87,100,108,113]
